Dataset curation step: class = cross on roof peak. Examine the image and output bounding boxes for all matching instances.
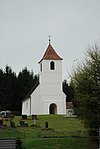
[48,35,51,45]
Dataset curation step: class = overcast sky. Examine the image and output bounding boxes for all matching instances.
[0,0,100,80]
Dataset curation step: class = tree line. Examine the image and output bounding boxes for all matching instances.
[0,65,74,113]
[0,66,38,113]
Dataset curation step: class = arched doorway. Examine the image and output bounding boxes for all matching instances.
[49,103,57,114]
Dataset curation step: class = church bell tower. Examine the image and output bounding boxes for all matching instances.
[38,40,66,114]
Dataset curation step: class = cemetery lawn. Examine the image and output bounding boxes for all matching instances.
[0,115,97,149]
[24,138,96,149]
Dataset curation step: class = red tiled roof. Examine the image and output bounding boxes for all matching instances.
[38,44,63,63]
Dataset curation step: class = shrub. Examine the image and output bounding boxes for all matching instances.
[22,115,27,119]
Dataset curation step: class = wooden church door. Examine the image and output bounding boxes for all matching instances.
[49,103,57,114]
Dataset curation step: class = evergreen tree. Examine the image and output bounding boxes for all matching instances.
[62,80,75,102]
[0,69,4,111]
[0,65,17,111]
[0,66,39,112]
[17,67,39,111]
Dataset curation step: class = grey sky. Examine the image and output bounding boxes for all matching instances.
[0,0,100,80]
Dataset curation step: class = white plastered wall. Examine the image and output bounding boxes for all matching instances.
[22,58,66,115]
[22,98,30,116]
[31,85,40,115]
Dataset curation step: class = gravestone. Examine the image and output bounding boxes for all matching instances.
[20,120,25,127]
[45,121,48,129]
[32,115,37,120]
[0,117,3,127]
[32,115,37,125]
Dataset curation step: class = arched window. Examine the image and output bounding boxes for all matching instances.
[50,61,55,70]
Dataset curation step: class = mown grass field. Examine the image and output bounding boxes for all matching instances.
[23,138,97,149]
[0,115,97,149]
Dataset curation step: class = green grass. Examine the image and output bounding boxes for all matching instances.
[0,115,97,149]
[24,138,96,149]
[38,115,85,131]
[2,115,86,138]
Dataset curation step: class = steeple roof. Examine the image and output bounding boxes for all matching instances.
[38,43,63,63]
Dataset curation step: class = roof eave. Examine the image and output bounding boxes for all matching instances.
[38,58,63,63]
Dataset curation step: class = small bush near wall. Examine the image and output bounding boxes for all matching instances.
[22,115,27,119]
[12,111,21,116]
[10,120,15,128]
[16,138,25,149]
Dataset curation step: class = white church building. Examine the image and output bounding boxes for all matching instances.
[22,41,66,115]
